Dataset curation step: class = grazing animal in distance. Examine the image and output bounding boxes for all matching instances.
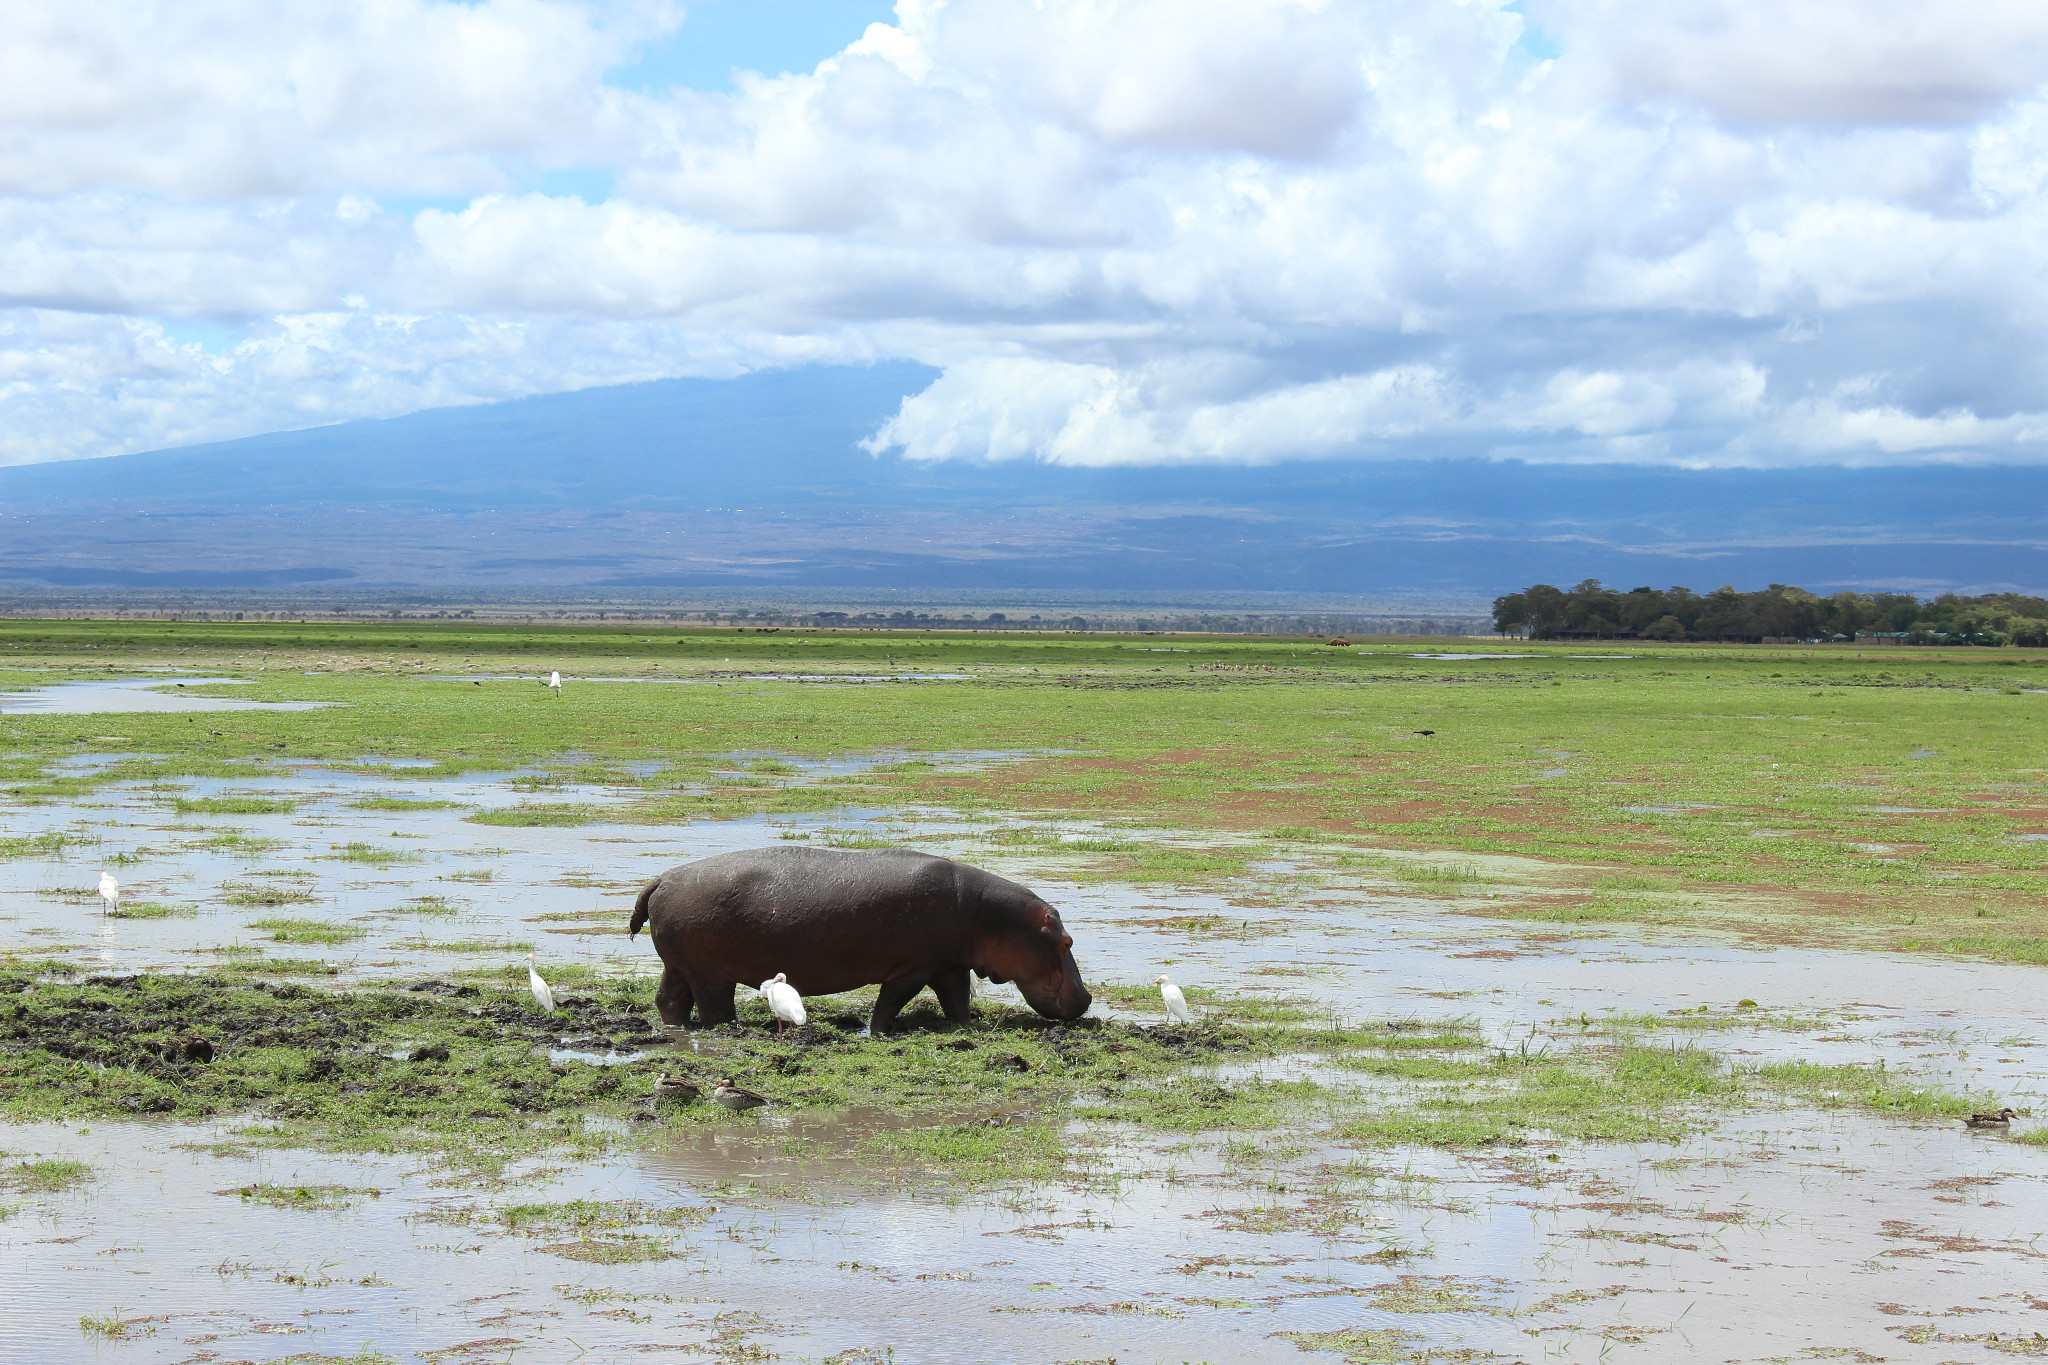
[713,1077,768,1113]
[97,872,118,915]
[760,972,806,1034]
[629,846,1091,1033]
[1965,1107,2018,1130]
[526,952,555,1013]
[1155,973,1195,1025]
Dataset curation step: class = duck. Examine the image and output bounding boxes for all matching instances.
[652,1073,701,1108]
[712,1077,768,1113]
[1965,1107,2018,1130]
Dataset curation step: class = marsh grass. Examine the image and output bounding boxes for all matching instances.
[225,1182,381,1209]
[246,917,367,945]
[78,1311,155,1342]
[173,796,295,815]
[350,797,456,811]
[6,1157,93,1192]
[217,957,340,975]
[0,832,78,859]
[108,902,196,920]
[1928,934,2048,964]
[326,842,424,865]
[469,804,600,827]
[219,881,321,906]
[1337,854,1494,888]
[183,831,286,854]
[396,937,534,953]
[1510,894,1680,924]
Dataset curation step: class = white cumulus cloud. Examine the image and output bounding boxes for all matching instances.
[4,0,2048,468]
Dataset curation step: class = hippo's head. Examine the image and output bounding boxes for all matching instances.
[978,893,1092,1021]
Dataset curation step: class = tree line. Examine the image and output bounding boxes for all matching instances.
[1492,580,2048,646]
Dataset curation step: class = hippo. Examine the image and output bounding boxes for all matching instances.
[628,846,1092,1032]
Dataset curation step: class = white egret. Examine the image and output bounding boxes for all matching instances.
[526,952,555,1013]
[760,972,806,1034]
[1154,973,1195,1025]
[97,872,118,916]
[712,1077,768,1113]
[547,670,562,696]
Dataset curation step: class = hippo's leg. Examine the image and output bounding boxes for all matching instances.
[870,972,934,1033]
[691,977,739,1027]
[931,967,973,1023]
[654,964,695,1027]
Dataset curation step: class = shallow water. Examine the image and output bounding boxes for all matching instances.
[4,760,2048,1362]
[0,677,332,715]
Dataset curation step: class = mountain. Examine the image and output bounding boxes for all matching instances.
[3,362,2046,600]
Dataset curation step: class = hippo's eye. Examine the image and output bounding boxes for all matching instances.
[1059,934,1073,949]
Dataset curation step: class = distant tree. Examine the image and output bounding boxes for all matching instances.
[1491,592,1528,636]
[1641,615,1687,641]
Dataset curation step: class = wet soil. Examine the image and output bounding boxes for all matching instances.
[4,761,2048,1363]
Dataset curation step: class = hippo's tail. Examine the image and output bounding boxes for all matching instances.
[628,878,660,938]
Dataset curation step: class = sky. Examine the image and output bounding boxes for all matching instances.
[5,0,2048,472]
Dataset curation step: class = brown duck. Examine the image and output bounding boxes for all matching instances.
[1965,1107,2018,1130]
[712,1077,768,1113]
[652,1073,701,1108]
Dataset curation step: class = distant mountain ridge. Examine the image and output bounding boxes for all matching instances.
[2,363,2045,597]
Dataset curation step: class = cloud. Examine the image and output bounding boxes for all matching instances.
[3,0,2048,469]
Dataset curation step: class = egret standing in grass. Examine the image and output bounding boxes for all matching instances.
[97,872,118,916]
[547,670,562,697]
[760,972,806,1035]
[526,952,555,1013]
[1154,973,1195,1025]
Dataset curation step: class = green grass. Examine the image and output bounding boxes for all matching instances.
[246,917,367,945]
[326,842,423,865]
[173,796,296,815]
[0,617,2040,954]
[219,881,321,906]
[350,797,457,811]
[5,1158,94,1192]
[0,832,78,859]
[226,1182,382,1209]
[468,804,600,827]
[108,902,196,920]
[397,937,534,954]
[1929,934,2048,964]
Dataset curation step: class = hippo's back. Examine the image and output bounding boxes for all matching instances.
[643,845,988,994]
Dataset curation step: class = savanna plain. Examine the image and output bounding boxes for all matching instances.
[2,619,2045,1365]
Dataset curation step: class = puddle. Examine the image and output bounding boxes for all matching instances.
[1408,653,1529,660]
[7,764,2048,1362]
[0,678,332,715]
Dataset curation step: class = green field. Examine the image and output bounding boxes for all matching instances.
[3,617,2044,962]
